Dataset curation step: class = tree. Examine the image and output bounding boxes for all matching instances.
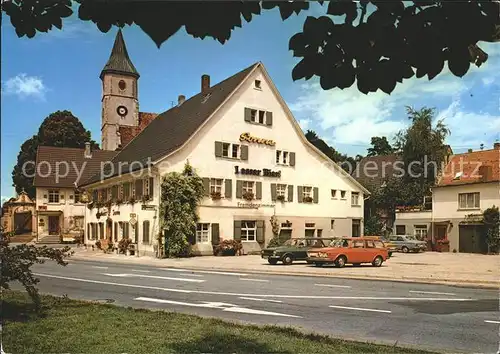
[367,136,393,156]
[483,206,499,254]
[2,1,499,94]
[0,227,73,309]
[364,215,384,236]
[160,161,204,257]
[11,110,99,198]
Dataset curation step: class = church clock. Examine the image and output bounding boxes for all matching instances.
[117,105,128,117]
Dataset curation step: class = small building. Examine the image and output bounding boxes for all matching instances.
[0,191,35,237]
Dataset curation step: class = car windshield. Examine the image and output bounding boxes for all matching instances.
[328,239,349,248]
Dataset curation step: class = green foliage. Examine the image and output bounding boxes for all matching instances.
[213,239,242,256]
[0,227,73,309]
[267,215,282,248]
[5,2,498,94]
[364,215,384,236]
[160,162,204,257]
[11,110,99,198]
[118,238,132,254]
[483,206,500,254]
[367,137,394,157]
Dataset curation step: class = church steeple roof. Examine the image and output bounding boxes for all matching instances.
[100,29,139,80]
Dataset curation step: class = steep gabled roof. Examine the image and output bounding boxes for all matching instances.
[100,29,139,79]
[352,154,402,191]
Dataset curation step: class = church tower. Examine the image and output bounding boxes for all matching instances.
[100,29,140,151]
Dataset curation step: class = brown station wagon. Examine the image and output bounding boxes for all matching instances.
[306,237,389,268]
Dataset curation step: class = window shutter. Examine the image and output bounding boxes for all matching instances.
[211,223,220,245]
[270,184,277,201]
[92,190,98,203]
[112,185,118,200]
[143,221,150,244]
[233,220,242,241]
[256,182,262,200]
[214,141,223,157]
[313,187,319,203]
[240,145,248,160]
[244,108,252,122]
[256,220,265,243]
[289,152,296,166]
[224,179,232,198]
[114,222,118,241]
[288,185,294,202]
[265,111,273,126]
[236,180,243,198]
[135,179,143,199]
[87,224,90,242]
[297,186,303,203]
[124,223,129,238]
[202,178,210,196]
[134,223,139,243]
[149,177,154,198]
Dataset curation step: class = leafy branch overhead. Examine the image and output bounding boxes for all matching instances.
[2,1,499,94]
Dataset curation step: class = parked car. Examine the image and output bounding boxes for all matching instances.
[261,238,337,265]
[388,235,427,253]
[364,235,396,257]
[306,237,389,268]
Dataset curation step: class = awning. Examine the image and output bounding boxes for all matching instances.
[36,210,63,216]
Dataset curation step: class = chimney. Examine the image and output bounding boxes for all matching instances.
[494,142,500,150]
[84,142,92,158]
[201,74,210,95]
[178,94,185,106]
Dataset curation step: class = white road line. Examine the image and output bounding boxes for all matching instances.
[329,305,392,314]
[135,297,223,308]
[239,278,269,282]
[409,290,457,296]
[91,266,109,270]
[102,273,205,283]
[484,320,500,324]
[315,283,352,289]
[162,268,249,276]
[131,269,151,273]
[223,307,301,318]
[182,273,204,277]
[33,274,477,301]
[239,297,283,303]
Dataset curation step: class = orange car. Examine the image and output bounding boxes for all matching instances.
[306,237,389,268]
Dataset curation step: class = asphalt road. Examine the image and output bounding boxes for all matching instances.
[24,259,500,353]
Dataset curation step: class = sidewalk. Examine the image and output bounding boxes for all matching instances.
[70,248,500,289]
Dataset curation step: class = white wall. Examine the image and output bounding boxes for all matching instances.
[396,211,432,221]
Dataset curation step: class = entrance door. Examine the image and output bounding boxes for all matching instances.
[48,216,59,235]
[435,225,447,241]
[459,225,487,253]
[106,220,113,242]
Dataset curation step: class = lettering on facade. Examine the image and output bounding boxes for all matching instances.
[237,202,276,209]
[239,132,275,146]
[141,205,156,211]
[113,211,120,215]
[234,166,281,178]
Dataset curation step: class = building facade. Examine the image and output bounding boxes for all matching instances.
[0,191,35,237]
[82,62,369,256]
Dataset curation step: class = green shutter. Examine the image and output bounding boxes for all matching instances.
[143,221,150,243]
[135,179,143,199]
[256,220,265,243]
[149,177,154,198]
[288,185,294,202]
[92,190,98,202]
[265,111,273,126]
[224,179,232,198]
[112,185,118,200]
[114,222,118,241]
[211,223,220,245]
[236,180,243,198]
[214,141,223,157]
[256,182,262,200]
[289,152,296,166]
[202,178,210,196]
[297,186,303,203]
[270,183,277,201]
[244,108,252,122]
[233,220,241,241]
[313,187,319,203]
[240,145,248,160]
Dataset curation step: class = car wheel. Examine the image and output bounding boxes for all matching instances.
[372,256,383,267]
[268,258,278,265]
[335,256,347,268]
[402,246,409,253]
[282,254,293,265]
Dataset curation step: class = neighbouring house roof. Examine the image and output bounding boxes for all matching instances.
[100,29,139,79]
[34,146,118,189]
[118,112,159,148]
[436,147,500,187]
[352,154,402,191]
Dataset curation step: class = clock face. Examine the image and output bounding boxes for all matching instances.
[117,106,128,116]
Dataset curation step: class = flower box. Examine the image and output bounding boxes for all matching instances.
[242,191,254,201]
[303,196,313,203]
[276,195,286,202]
[210,191,222,200]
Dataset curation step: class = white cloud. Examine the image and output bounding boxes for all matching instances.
[482,77,495,86]
[1,73,47,100]
[298,118,311,131]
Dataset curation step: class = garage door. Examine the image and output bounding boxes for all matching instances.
[459,225,488,254]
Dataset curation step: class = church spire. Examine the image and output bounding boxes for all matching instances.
[100,29,139,80]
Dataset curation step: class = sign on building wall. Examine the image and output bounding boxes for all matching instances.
[234,166,281,178]
[237,202,275,209]
[239,132,275,146]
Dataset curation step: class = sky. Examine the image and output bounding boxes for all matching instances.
[1,4,500,203]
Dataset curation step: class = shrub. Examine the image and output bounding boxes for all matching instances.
[242,191,254,201]
[118,238,132,254]
[95,240,102,250]
[267,237,283,248]
[213,239,242,256]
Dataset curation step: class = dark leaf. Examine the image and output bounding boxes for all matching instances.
[448,46,471,77]
[336,63,356,89]
[291,58,311,81]
[320,72,338,90]
[96,21,112,33]
[278,2,294,20]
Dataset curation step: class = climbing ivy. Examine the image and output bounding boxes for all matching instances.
[483,206,500,254]
[159,162,204,257]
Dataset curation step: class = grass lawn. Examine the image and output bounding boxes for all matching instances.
[2,291,434,354]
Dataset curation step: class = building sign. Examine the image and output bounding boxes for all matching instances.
[130,213,137,218]
[113,211,120,215]
[141,205,157,211]
[239,132,275,146]
[234,166,281,178]
[237,202,275,209]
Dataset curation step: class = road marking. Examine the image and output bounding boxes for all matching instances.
[329,305,391,314]
[91,266,109,270]
[409,290,456,296]
[223,307,301,318]
[102,273,205,283]
[239,297,283,303]
[484,320,500,324]
[131,269,151,273]
[315,284,352,289]
[182,273,204,277]
[135,297,226,308]
[162,268,249,276]
[34,274,477,301]
[239,278,269,282]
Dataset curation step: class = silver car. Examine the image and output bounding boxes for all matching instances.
[389,235,427,253]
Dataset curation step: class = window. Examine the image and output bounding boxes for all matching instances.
[241,221,256,241]
[74,190,81,203]
[248,109,268,125]
[351,192,360,206]
[352,240,364,248]
[330,219,335,230]
[317,229,323,238]
[254,80,261,89]
[305,222,315,238]
[242,181,255,194]
[196,223,210,243]
[258,110,265,124]
[414,225,428,240]
[99,223,104,239]
[143,220,150,244]
[48,190,60,203]
[222,143,240,159]
[458,192,480,209]
[74,216,83,229]
[396,225,406,235]
[303,186,312,199]
[250,109,257,122]
[366,240,376,248]
[352,219,361,237]
[276,150,291,165]
[123,183,130,200]
[340,190,346,199]
[276,184,287,198]
[210,178,223,194]
[143,178,150,198]
[331,189,337,198]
